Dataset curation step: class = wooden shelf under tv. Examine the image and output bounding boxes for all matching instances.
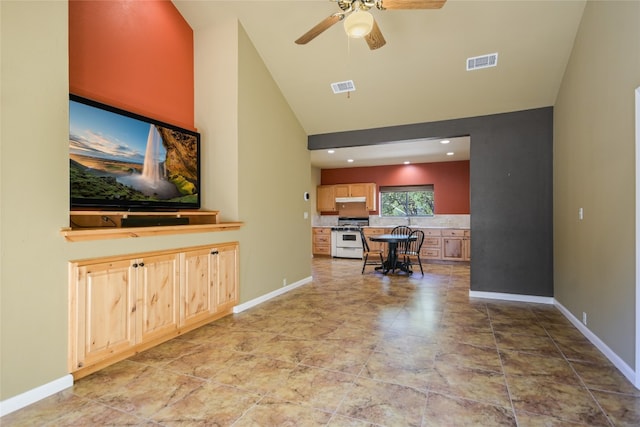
[61,210,243,242]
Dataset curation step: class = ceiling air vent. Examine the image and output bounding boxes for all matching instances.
[466,53,498,71]
[331,80,356,94]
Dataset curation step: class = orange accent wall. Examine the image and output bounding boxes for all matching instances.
[69,0,195,130]
[321,161,470,214]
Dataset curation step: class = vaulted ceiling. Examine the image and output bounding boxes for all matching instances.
[174,0,586,166]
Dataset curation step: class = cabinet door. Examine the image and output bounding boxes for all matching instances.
[136,253,180,343]
[317,185,337,212]
[349,183,377,211]
[348,183,368,198]
[421,236,442,260]
[365,183,377,211]
[463,232,471,261]
[312,227,331,255]
[213,244,239,312]
[364,228,387,252]
[181,247,215,326]
[334,184,350,198]
[71,259,136,370]
[442,237,464,260]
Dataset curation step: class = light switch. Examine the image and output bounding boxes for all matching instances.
[579,207,583,220]
[304,212,308,219]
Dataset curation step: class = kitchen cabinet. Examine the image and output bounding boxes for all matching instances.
[463,230,471,261]
[312,227,331,256]
[336,183,377,211]
[317,183,377,212]
[442,229,467,261]
[316,185,336,212]
[69,242,239,379]
[363,227,389,252]
[420,229,442,260]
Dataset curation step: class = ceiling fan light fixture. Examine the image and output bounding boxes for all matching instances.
[343,10,374,38]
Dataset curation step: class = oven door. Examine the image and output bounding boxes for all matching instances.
[337,232,361,248]
[333,231,363,259]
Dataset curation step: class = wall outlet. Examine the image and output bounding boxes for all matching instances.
[582,311,587,325]
[283,278,287,287]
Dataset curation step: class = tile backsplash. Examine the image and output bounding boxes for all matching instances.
[313,214,470,229]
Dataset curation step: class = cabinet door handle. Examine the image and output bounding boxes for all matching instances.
[132,263,138,268]
[138,262,144,267]
[211,250,219,255]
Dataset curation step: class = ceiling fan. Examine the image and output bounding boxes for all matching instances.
[295,0,447,50]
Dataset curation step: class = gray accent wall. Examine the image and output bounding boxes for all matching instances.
[309,107,554,297]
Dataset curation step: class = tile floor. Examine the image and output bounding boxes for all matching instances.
[3,258,640,426]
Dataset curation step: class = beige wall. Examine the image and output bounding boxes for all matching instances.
[554,0,640,367]
[1,2,310,401]
[236,24,312,302]
[1,0,71,400]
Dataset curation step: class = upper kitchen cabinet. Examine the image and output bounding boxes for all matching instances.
[317,185,337,212]
[330,183,377,211]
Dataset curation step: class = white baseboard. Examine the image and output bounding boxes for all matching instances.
[233,276,313,313]
[553,300,636,386]
[0,277,314,417]
[467,289,637,389]
[0,374,73,417]
[469,290,555,305]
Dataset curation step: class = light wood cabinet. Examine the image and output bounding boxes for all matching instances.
[317,183,377,212]
[442,229,465,261]
[71,258,137,371]
[214,244,239,312]
[136,253,181,343]
[312,227,331,256]
[334,184,351,198]
[363,228,389,252]
[69,242,239,379]
[316,185,336,212]
[181,247,216,326]
[338,183,377,211]
[463,230,471,261]
[420,229,442,260]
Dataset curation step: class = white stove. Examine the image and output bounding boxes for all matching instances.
[331,217,369,259]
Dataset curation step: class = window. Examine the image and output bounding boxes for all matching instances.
[380,185,434,217]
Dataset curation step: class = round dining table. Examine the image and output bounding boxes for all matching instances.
[368,233,416,274]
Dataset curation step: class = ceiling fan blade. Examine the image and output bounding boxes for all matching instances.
[295,13,344,45]
[365,19,386,50]
[378,0,446,10]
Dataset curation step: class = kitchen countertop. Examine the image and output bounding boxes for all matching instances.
[313,225,470,230]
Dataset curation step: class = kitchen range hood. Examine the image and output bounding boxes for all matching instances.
[335,196,366,203]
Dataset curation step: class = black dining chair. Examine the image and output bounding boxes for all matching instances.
[360,229,384,274]
[401,229,425,275]
[391,225,412,253]
[390,225,412,236]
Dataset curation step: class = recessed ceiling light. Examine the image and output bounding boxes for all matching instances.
[347,159,354,163]
[328,149,335,154]
[446,152,454,156]
[440,140,450,144]
[404,161,410,165]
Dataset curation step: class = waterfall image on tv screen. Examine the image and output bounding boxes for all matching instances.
[69,95,200,210]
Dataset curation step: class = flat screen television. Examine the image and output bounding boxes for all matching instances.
[69,94,201,210]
